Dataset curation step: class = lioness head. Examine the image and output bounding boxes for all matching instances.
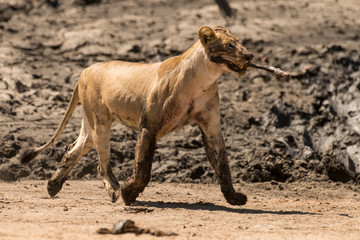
[198,26,253,77]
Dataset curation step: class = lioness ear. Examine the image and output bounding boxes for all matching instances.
[213,25,230,34]
[198,26,218,46]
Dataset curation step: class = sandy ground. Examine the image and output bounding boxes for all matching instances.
[1,180,360,240]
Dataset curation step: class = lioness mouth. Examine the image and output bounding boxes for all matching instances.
[210,56,247,73]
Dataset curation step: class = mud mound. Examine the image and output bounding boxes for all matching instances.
[1,0,360,184]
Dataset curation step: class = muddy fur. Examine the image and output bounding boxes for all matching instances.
[47,178,67,197]
[19,148,39,164]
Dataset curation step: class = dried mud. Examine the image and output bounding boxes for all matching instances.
[1,0,360,187]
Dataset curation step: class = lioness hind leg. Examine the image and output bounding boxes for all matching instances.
[48,116,94,197]
[197,107,247,205]
[121,127,156,205]
[92,121,120,203]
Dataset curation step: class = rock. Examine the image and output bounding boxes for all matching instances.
[263,101,292,129]
[189,166,206,180]
[11,40,41,50]
[0,162,30,181]
[60,29,103,52]
[0,0,33,21]
[15,80,29,93]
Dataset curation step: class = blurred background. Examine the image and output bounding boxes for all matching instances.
[0,0,359,185]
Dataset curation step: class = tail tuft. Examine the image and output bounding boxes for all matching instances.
[19,148,39,164]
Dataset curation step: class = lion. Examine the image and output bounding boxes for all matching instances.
[19,25,253,206]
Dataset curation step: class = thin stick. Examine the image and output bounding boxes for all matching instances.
[247,63,289,79]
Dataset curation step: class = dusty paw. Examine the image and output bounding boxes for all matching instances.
[47,178,66,197]
[109,189,120,203]
[120,186,138,206]
[225,192,247,206]
[101,178,120,203]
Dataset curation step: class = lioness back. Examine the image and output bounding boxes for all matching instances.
[78,61,161,130]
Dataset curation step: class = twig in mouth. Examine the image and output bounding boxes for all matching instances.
[247,63,289,80]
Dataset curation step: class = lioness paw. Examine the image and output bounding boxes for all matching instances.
[225,192,247,206]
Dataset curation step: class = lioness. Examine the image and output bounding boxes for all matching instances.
[20,26,253,206]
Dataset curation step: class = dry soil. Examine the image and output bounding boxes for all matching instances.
[1,180,360,240]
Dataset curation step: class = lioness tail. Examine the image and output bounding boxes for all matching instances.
[19,82,80,164]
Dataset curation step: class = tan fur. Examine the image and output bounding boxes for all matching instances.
[19,26,252,206]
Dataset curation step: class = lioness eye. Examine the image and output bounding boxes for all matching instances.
[227,43,235,49]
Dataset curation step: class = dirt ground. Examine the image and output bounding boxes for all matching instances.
[1,0,360,239]
[1,180,360,240]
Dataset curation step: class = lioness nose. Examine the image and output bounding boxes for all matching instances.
[244,53,253,61]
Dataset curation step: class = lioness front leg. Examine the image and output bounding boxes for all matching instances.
[197,109,247,205]
[121,127,156,205]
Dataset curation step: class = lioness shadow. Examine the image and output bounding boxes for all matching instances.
[138,201,319,216]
